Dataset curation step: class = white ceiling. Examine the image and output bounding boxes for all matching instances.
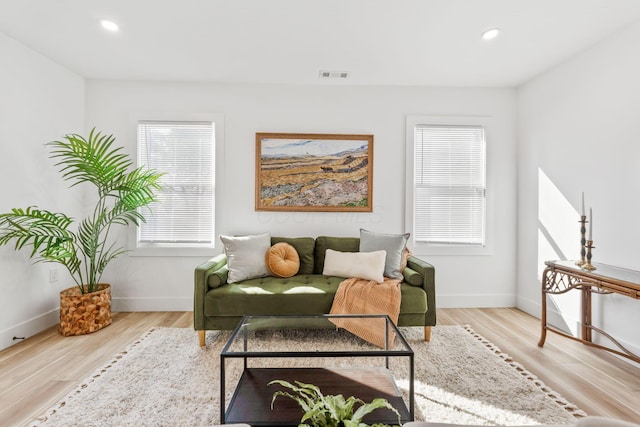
[2,0,640,87]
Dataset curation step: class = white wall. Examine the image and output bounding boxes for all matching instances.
[0,33,85,350]
[84,81,517,312]
[517,21,640,356]
[4,14,638,357]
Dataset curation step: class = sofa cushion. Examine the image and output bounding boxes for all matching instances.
[314,236,360,274]
[204,275,345,316]
[322,249,386,282]
[359,229,410,280]
[266,242,300,278]
[220,233,271,283]
[205,276,427,318]
[271,236,315,275]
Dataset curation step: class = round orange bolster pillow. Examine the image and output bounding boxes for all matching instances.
[265,242,300,278]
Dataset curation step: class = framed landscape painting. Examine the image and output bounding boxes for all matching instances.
[256,133,373,212]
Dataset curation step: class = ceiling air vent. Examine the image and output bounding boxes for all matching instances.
[319,70,350,79]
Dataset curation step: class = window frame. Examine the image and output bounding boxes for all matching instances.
[128,112,225,257]
[405,115,493,256]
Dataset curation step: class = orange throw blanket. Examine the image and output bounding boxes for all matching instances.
[329,277,402,348]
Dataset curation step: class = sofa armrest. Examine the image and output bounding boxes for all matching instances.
[406,255,436,326]
[194,253,227,330]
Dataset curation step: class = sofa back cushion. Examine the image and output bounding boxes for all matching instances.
[271,236,315,275]
[314,236,360,274]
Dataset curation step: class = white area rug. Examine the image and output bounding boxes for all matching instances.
[33,325,585,426]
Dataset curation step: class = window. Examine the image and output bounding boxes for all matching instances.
[407,117,487,253]
[136,120,215,249]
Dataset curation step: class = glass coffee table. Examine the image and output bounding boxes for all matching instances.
[219,314,414,426]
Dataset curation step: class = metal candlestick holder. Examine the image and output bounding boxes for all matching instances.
[582,240,596,271]
[575,215,587,266]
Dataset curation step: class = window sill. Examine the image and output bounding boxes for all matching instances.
[128,244,217,257]
[411,243,493,256]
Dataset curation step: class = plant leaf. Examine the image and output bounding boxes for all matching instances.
[351,398,402,425]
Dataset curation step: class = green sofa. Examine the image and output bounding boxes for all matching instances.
[194,236,436,346]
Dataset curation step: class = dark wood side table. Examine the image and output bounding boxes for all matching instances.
[539,260,640,363]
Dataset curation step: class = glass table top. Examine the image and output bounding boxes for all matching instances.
[220,314,414,357]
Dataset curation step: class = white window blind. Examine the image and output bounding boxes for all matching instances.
[137,121,214,245]
[414,124,486,246]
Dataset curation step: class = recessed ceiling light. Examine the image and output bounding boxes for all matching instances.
[99,19,119,32]
[481,28,501,41]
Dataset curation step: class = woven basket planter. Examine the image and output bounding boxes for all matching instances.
[58,283,112,336]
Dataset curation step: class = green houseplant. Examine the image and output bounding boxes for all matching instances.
[269,379,402,427]
[0,128,163,335]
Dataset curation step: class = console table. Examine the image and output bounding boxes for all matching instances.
[538,260,640,363]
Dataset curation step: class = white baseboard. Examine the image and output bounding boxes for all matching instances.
[0,298,191,352]
[517,295,640,368]
[0,309,58,351]
[437,293,516,308]
[517,294,575,333]
[112,297,193,312]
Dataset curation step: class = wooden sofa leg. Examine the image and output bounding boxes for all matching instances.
[424,326,432,342]
[198,330,206,347]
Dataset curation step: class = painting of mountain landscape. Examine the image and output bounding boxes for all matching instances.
[256,133,373,211]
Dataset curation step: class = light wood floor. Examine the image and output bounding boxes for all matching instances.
[1,308,639,426]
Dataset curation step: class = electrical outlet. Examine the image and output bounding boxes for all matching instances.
[49,269,59,283]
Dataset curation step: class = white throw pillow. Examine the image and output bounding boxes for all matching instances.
[322,249,386,283]
[220,233,271,283]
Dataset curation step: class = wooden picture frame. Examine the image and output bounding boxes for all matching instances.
[256,132,373,212]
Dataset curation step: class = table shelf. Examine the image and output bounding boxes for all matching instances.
[226,367,409,426]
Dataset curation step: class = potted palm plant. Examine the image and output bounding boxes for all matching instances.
[0,128,163,336]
